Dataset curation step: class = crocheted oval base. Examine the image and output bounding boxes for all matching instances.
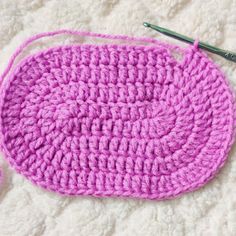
[0,43,235,200]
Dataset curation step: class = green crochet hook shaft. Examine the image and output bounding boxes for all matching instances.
[143,22,236,63]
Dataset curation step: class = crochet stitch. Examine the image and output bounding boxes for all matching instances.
[0,30,235,200]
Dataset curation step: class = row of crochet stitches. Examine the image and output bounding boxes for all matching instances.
[0,31,235,199]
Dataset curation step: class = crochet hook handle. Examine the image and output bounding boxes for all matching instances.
[143,22,236,63]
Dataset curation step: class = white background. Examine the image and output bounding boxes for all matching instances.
[0,0,236,235]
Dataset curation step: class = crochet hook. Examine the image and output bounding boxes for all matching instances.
[143,22,236,63]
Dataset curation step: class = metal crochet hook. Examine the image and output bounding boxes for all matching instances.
[143,22,236,63]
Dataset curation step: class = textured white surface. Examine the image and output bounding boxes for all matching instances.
[0,0,236,235]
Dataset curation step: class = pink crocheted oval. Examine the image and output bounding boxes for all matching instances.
[0,43,235,200]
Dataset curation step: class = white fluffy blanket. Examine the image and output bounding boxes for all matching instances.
[0,0,236,235]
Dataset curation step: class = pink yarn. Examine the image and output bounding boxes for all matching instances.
[0,30,235,199]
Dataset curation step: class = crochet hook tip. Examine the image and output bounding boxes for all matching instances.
[143,22,151,28]
[143,22,165,34]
